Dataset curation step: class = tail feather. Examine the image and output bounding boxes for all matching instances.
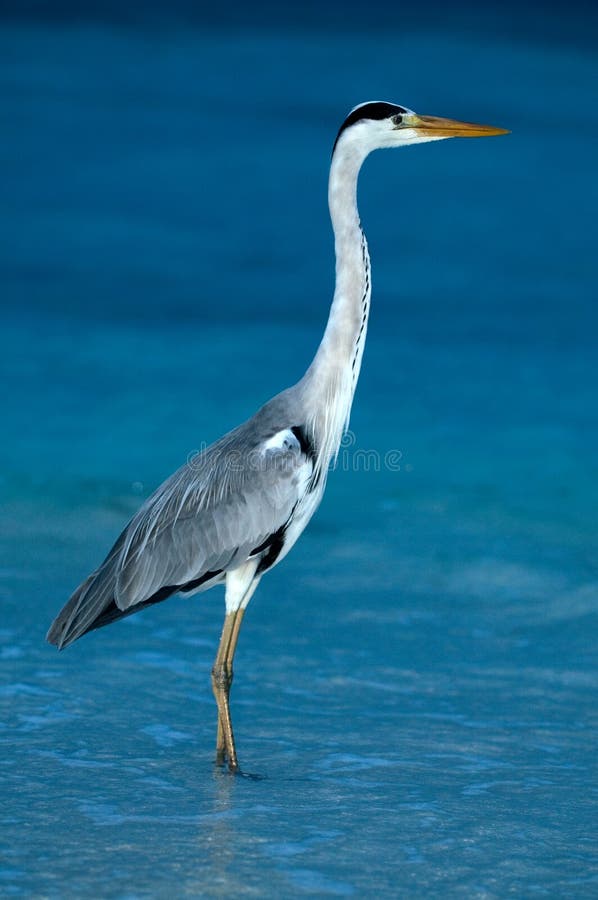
[46,560,119,649]
[46,528,225,649]
[47,537,191,648]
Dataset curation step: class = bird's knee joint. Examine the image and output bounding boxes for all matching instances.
[211,663,233,692]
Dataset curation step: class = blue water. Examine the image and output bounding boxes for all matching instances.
[2,10,598,897]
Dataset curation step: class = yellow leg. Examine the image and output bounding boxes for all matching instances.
[211,607,246,772]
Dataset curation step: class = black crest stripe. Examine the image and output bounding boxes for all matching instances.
[333,102,407,154]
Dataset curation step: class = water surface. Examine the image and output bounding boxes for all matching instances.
[1,13,597,897]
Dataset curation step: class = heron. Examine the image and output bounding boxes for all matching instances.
[47,101,507,772]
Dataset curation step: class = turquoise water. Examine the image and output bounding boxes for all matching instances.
[2,11,597,897]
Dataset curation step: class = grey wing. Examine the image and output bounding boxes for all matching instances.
[113,424,313,610]
[47,424,313,648]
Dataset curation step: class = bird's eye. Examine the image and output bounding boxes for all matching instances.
[392,114,403,126]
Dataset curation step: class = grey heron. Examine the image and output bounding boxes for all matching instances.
[47,101,507,772]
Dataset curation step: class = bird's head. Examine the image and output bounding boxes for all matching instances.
[333,101,508,158]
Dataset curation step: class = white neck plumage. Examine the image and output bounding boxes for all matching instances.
[300,137,372,469]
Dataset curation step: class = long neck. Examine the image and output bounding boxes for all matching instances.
[300,142,372,464]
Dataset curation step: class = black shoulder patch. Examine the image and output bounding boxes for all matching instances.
[291,425,317,462]
[333,101,407,154]
[254,524,287,575]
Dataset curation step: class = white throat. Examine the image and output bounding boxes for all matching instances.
[300,134,373,469]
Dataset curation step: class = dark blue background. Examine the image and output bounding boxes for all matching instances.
[1,3,597,896]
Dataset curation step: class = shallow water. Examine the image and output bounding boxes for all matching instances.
[1,10,598,898]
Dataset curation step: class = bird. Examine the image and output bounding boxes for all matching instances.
[47,101,508,773]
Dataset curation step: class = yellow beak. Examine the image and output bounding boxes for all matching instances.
[411,114,509,138]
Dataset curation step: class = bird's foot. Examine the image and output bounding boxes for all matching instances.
[213,754,264,780]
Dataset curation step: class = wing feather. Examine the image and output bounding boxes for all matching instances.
[46,393,316,650]
[114,426,311,609]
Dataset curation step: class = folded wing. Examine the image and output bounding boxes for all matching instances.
[47,425,312,648]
